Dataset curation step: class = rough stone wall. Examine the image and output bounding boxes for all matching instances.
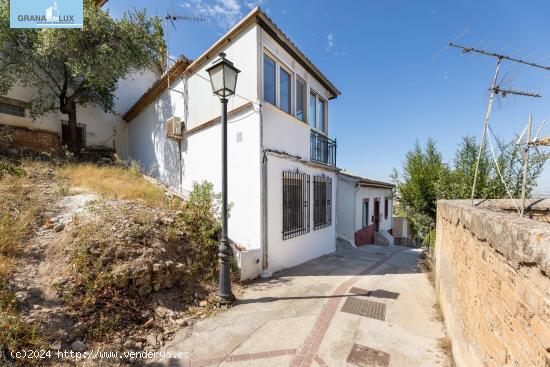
[0,124,61,153]
[435,200,550,367]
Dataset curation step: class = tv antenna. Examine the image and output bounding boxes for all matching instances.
[164,13,205,86]
[449,42,550,205]
[516,115,550,215]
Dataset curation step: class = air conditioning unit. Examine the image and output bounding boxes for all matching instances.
[165,116,184,139]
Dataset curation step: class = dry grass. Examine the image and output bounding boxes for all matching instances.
[0,160,49,362]
[418,250,435,285]
[60,163,167,207]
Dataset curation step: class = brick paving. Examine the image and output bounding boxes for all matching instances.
[288,249,406,367]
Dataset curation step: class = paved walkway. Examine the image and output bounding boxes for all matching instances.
[147,245,451,367]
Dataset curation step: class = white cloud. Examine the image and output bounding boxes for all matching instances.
[181,0,264,29]
[326,32,334,51]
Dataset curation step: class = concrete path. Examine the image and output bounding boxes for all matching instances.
[146,245,451,367]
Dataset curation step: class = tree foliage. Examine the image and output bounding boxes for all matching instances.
[0,0,165,152]
[393,136,547,240]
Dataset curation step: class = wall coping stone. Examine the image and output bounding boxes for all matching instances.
[437,199,550,275]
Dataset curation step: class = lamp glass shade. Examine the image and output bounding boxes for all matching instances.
[206,54,240,98]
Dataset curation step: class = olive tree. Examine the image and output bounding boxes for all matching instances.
[0,0,165,153]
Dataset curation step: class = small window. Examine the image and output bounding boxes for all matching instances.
[296,77,306,122]
[313,175,332,230]
[0,102,25,117]
[283,171,310,239]
[384,197,389,220]
[263,54,276,105]
[279,66,291,114]
[362,199,369,228]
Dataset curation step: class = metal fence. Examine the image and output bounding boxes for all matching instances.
[282,170,310,240]
[313,175,332,230]
[310,130,336,166]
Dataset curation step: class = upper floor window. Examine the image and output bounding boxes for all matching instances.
[309,91,326,133]
[0,101,25,117]
[263,54,276,105]
[296,77,306,122]
[279,66,291,114]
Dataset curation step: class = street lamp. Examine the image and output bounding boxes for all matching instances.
[206,52,240,303]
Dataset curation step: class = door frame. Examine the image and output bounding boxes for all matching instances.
[373,197,380,231]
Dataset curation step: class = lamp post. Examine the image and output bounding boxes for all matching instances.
[206,52,240,303]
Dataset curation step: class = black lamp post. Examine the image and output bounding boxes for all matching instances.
[206,52,240,303]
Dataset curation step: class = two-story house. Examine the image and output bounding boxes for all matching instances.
[122,7,342,279]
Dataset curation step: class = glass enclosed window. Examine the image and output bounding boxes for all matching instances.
[309,92,316,128]
[296,77,306,122]
[317,98,326,133]
[263,54,276,105]
[280,67,291,114]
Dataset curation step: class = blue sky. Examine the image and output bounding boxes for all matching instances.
[105,0,550,192]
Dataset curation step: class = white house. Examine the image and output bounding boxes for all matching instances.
[1,5,395,279]
[122,7,342,279]
[336,172,394,246]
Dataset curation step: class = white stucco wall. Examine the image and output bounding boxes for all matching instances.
[265,155,337,274]
[183,23,259,130]
[1,68,156,158]
[355,186,393,232]
[127,85,262,252]
[262,103,311,160]
[336,175,356,243]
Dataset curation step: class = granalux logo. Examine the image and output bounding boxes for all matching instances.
[10,0,83,28]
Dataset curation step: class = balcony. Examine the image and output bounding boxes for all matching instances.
[310,130,336,167]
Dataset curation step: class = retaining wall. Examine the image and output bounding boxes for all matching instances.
[435,199,550,367]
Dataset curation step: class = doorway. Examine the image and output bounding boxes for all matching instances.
[374,198,380,231]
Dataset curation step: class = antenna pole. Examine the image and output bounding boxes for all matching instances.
[471,58,501,204]
[520,114,532,216]
[165,17,171,87]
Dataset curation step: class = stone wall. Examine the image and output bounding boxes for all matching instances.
[0,123,61,153]
[435,199,550,367]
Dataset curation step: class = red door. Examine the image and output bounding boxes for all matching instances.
[374,198,380,231]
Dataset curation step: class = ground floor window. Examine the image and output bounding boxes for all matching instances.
[0,101,25,117]
[313,175,332,230]
[282,171,310,240]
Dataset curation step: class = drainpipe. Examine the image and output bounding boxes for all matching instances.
[259,107,272,278]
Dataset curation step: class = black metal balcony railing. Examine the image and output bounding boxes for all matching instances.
[310,130,336,167]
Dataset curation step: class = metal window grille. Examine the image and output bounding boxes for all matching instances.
[61,120,87,150]
[282,171,310,240]
[313,175,332,230]
[0,102,25,117]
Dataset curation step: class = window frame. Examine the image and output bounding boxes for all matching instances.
[279,63,292,115]
[0,101,25,117]
[262,50,296,116]
[313,175,332,230]
[282,171,310,240]
[309,89,328,135]
[262,53,277,106]
[295,75,307,123]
